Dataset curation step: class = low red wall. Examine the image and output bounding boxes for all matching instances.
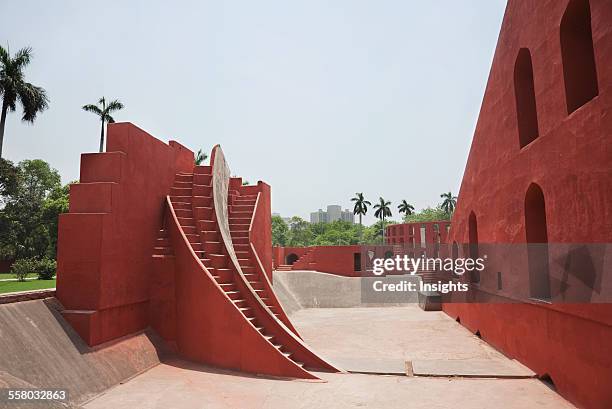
[274,246,362,277]
[273,246,308,268]
[0,260,13,274]
[56,122,194,346]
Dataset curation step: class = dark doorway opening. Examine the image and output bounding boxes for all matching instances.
[286,253,299,265]
[514,48,539,148]
[561,0,598,114]
[525,183,551,300]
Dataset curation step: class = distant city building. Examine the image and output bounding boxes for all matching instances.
[310,205,354,224]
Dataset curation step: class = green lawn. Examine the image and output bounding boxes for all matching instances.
[0,279,56,294]
[0,273,35,280]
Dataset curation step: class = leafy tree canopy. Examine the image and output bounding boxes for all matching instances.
[271,216,398,247]
[0,159,69,260]
[403,206,450,223]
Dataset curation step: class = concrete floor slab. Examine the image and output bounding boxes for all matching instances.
[85,305,574,408]
[411,359,536,378]
[327,357,407,375]
[84,360,573,409]
[290,306,509,362]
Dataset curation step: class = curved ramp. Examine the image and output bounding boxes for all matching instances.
[274,271,420,309]
[0,298,162,407]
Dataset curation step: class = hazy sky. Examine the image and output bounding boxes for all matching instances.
[1,0,506,224]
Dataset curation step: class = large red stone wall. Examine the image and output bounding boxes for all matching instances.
[56,123,194,345]
[446,1,612,408]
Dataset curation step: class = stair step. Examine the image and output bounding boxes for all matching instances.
[172,202,192,210]
[152,254,174,259]
[232,236,249,244]
[185,233,200,244]
[231,205,255,212]
[198,220,217,231]
[177,217,196,226]
[193,173,212,185]
[202,231,220,241]
[175,174,193,182]
[229,217,251,222]
[156,237,170,246]
[226,291,241,300]
[233,299,248,307]
[194,165,212,175]
[230,223,251,232]
[194,206,214,220]
[203,241,222,253]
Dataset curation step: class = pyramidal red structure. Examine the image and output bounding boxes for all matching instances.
[57,122,339,379]
[444,1,612,408]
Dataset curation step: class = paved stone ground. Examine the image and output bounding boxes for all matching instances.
[85,306,574,408]
[291,306,507,363]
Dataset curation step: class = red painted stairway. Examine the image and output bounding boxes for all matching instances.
[152,145,339,380]
[227,184,302,336]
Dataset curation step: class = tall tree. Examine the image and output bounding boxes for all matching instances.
[440,191,458,216]
[82,97,124,152]
[271,215,289,246]
[0,159,62,260]
[351,192,371,226]
[0,158,18,200]
[287,216,312,247]
[397,200,415,220]
[373,197,392,243]
[0,46,49,158]
[195,148,208,165]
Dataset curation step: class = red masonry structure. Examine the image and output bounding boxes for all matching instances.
[444,1,612,408]
[274,245,363,276]
[57,123,339,379]
[385,221,451,246]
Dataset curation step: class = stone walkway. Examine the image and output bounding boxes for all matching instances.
[85,305,573,408]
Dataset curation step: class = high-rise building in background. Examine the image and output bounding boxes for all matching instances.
[310,205,354,224]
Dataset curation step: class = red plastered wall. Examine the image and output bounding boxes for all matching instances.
[275,246,362,277]
[56,122,193,346]
[445,1,612,408]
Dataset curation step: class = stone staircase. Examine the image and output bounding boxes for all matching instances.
[152,153,338,379]
[290,248,315,270]
[227,185,300,334]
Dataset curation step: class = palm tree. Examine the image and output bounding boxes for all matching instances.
[398,200,415,220]
[195,148,208,165]
[440,191,458,216]
[351,192,371,225]
[373,197,392,243]
[82,97,124,153]
[0,46,49,158]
